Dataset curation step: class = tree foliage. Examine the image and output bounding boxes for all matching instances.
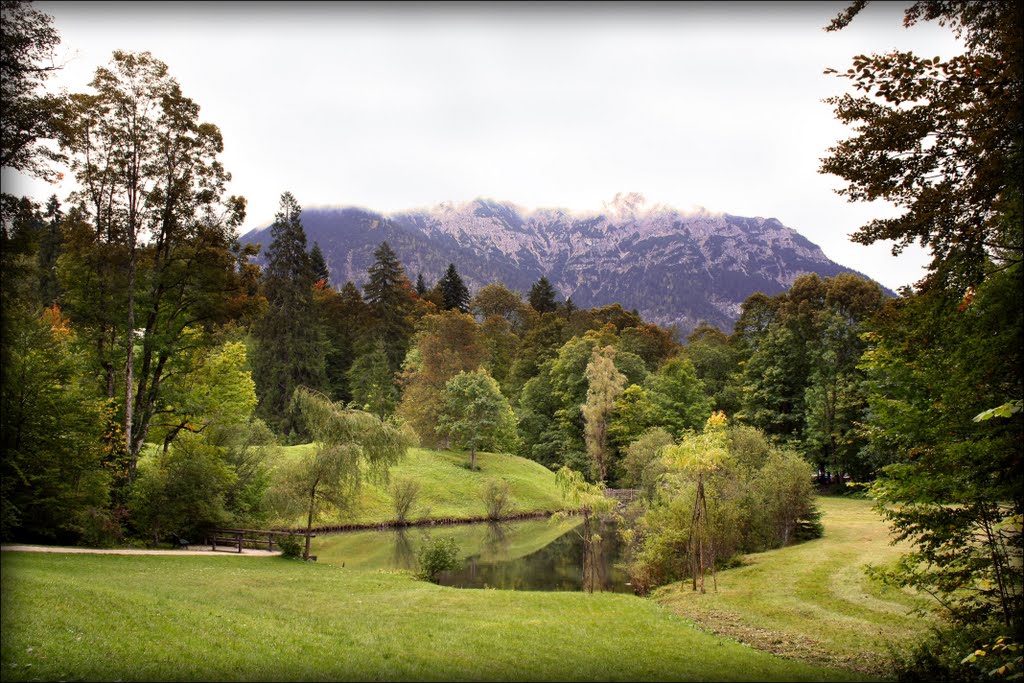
[437,369,517,470]
[0,0,64,178]
[821,0,1023,290]
[276,387,410,559]
[251,192,325,434]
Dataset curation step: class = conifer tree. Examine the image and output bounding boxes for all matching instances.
[528,275,558,313]
[251,192,326,434]
[309,242,329,285]
[363,241,415,370]
[438,263,471,312]
[415,272,429,297]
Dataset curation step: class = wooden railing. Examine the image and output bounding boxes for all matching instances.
[205,528,315,553]
[603,488,640,503]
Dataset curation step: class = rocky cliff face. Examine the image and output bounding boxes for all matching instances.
[241,195,875,335]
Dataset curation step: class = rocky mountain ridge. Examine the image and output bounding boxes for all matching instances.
[241,195,878,335]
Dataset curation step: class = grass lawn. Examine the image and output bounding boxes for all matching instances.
[0,551,872,682]
[271,446,567,528]
[654,495,937,676]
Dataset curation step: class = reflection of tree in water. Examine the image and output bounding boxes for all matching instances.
[582,526,607,594]
[482,522,511,560]
[390,528,416,570]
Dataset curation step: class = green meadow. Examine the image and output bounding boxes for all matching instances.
[270,446,568,528]
[0,496,938,682]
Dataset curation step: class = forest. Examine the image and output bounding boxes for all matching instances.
[1,1,1020,680]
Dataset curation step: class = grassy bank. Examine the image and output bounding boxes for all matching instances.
[655,495,936,675]
[270,446,567,528]
[1,551,869,682]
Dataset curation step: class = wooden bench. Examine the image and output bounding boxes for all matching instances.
[206,528,316,553]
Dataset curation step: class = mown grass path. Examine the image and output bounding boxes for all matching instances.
[655,496,936,675]
[1,550,871,682]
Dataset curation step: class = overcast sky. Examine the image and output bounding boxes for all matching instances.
[7,1,964,292]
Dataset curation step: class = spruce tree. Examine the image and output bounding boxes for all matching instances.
[438,263,471,312]
[415,273,429,297]
[528,276,558,313]
[310,242,329,285]
[252,192,326,434]
[363,241,415,370]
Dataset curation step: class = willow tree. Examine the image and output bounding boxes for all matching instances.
[281,387,410,560]
[553,466,617,593]
[662,411,730,593]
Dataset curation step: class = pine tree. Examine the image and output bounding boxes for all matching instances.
[438,263,471,312]
[251,192,326,434]
[415,273,428,297]
[363,242,416,370]
[309,242,329,285]
[528,276,558,313]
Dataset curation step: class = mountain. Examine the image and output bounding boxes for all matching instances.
[240,195,882,336]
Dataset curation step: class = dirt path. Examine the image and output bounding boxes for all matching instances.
[1,544,280,557]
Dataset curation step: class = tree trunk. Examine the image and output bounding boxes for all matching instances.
[470,443,476,471]
[124,243,136,481]
[304,488,316,560]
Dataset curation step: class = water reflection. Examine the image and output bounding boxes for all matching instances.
[314,517,630,593]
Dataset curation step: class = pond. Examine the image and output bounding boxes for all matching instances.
[312,516,632,593]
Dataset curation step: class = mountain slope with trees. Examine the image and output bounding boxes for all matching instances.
[241,197,884,335]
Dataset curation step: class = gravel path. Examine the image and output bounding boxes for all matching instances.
[1,544,281,557]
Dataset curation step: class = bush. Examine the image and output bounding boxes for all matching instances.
[416,536,460,583]
[76,506,124,548]
[390,476,420,525]
[480,478,513,520]
[276,534,303,559]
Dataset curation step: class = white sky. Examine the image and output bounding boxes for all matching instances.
[5,1,965,292]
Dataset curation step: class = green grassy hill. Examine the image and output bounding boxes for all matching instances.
[271,446,567,528]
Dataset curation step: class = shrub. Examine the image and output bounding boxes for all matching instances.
[389,476,420,525]
[276,534,303,559]
[480,478,513,520]
[416,536,460,583]
[76,506,124,548]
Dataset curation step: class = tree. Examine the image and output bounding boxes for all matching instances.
[662,412,730,594]
[438,262,471,313]
[824,0,1023,643]
[397,311,486,447]
[553,466,617,593]
[860,272,1022,631]
[437,369,517,471]
[1,304,108,542]
[472,282,534,333]
[528,275,558,313]
[61,50,245,475]
[644,355,712,438]
[582,346,627,483]
[315,280,369,402]
[148,339,257,454]
[363,242,416,370]
[685,324,741,415]
[347,339,399,420]
[607,384,663,454]
[251,192,325,434]
[0,0,64,179]
[822,0,1022,291]
[309,242,329,285]
[278,387,410,560]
